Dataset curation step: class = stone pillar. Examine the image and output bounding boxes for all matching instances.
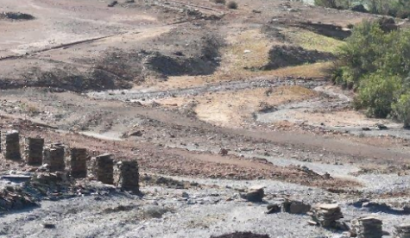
[43,143,65,172]
[310,204,343,228]
[94,153,114,184]
[351,216,382,238]
[394,224,410,238]
[117,161,139,192]
[70,148,87,178]
[25,137,44,165]
[5,130,21,160]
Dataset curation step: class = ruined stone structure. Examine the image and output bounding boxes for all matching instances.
[24,137,44,165]
[70,148,87,178]
[351,216,382,238]
[310,204,343,228]
[43,143,65,172]
[395,224,410,238]
[94,153,114,184]
[117,161,139,192]
[5,130,21,160]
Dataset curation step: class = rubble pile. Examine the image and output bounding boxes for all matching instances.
[117,161,139,192]
[93,153,114,184]
[0,187,36,213]
[5,130,21,160]
[394,224,410,238]
[24,137,44,165]
[309,204,343,228]
[351,216,382,238]
[70,148,87,178]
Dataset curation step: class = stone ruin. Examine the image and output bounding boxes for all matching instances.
[43,143,65,172]
[117,161,139,192]
[5,130,21,160]
[351,216,382,238]
[70,148,87,178]
[93,153,114,184]
[0,130,140,193]
[309,203,343,228]
[394,224,410,238]
[24,137,44,165]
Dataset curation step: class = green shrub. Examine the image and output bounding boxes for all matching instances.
[392,92,410,128]
[355,73,401,118]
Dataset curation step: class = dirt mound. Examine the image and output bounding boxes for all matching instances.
[145,29,223,77]
[211,232,270,238]
[0,65,133,92]
[0,12,35,21]
[262,45,334,70]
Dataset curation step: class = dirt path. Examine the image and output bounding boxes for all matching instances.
[87,77,325,101]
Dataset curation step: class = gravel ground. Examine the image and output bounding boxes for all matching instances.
[2,175,410,238]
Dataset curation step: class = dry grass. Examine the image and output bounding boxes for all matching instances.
[283,28,345,53]
[220,28,272,73]
[269,62,332,78]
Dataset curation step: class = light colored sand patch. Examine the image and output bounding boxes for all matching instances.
[159,86,318,127]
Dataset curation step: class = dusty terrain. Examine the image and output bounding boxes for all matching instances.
[1,0,410,237]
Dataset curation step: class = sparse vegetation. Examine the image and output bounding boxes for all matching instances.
[227,1,238,9]
[314,0,350,9]
[332,20,410,126]
[212,0,226,4]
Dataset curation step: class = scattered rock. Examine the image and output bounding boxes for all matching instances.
[107,1,118,7]
[266,203,281,214]
[142,205,172,219]
[246,186,264,202]
[128,130,143,137]
[0,12,35,21]
[394,223,410,238]
[282,200,311,214]
[43,223,56,229]
[211,232,270,238]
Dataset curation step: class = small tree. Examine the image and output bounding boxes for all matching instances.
[355,73,401,118]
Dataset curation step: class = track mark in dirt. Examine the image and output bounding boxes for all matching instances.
[87,78,325,101]
[0,33,136,61]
